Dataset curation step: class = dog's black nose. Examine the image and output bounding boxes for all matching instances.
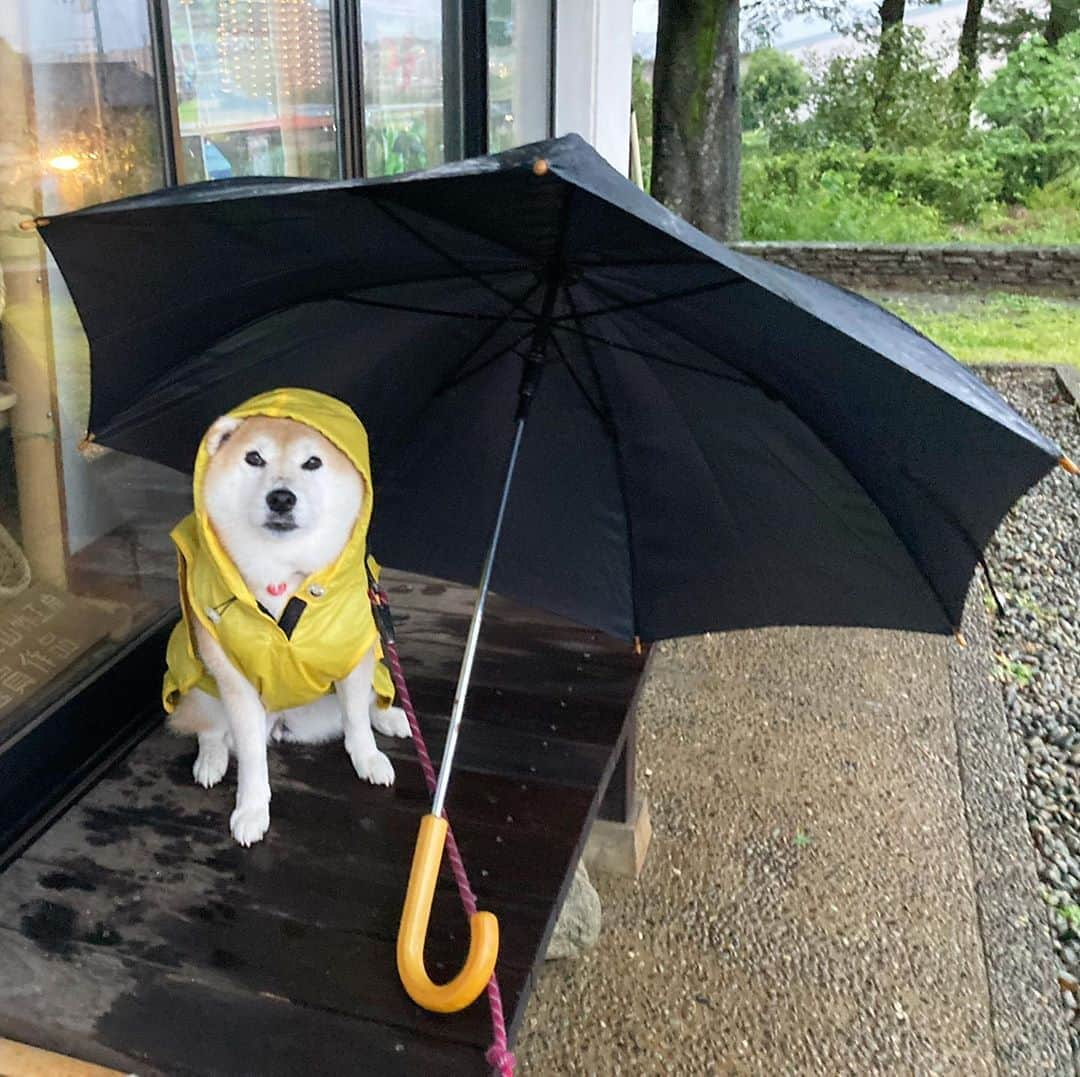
[266,488,297,514]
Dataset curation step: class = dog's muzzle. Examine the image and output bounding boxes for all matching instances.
[264,487,298,531]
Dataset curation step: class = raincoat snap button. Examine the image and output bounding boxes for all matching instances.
[308,584,325,598]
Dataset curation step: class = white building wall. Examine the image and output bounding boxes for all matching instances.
[553,0,634,175]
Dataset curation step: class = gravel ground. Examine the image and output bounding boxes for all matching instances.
[979,367,1080,1065]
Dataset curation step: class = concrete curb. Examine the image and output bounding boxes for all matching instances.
[1054,365,1080,410]
[951,597,1073,1075]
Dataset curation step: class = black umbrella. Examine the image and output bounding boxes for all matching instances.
[35,133,1074,1008]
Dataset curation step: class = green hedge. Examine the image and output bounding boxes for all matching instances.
[745,147,1001,224]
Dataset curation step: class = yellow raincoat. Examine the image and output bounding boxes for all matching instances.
[162,388,394,714]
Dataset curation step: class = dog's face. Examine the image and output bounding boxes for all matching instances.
[201,414,364,571]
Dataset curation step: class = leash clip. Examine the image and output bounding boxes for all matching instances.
[369,586,397,646]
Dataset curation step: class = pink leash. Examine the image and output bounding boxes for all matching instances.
[373,585,516,1077]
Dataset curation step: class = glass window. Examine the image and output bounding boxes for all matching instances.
[167,0,341,182]
[488,0,550,153]
[0,0,187,736]
[360,0,445,176]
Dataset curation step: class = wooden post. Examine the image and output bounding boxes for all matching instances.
[585,652,652,879]
[599,718,636,824]
[629,107,644,191]
[0,46,69,588]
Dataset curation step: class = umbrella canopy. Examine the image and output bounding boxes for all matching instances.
[39,134,1066,641]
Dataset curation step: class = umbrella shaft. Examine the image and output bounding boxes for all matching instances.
[431,416,527,818]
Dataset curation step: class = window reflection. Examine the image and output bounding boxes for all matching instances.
[360,0,444,176]
[488,0,550,153]
[0,0,556,736]
[168,0,341,181]
[0,0,187,734]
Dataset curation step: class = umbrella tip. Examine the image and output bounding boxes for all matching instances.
[18,216,48,231]
[532,158,549,177]
[954,630,967,648]
[1062,456,1079,476]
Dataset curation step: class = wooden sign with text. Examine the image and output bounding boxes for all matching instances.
[0,583,115,718]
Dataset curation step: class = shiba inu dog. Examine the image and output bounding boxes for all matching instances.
[163,389,409,846]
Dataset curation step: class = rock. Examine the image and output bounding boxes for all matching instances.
[545,859,602,960]
[981,366,1080,1061]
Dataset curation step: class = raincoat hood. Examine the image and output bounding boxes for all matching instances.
[164,388,392,714]
[192,387,376,599]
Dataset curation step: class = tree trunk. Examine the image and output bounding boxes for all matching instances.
[879,0,906,37]
[651,0,741,241]
[1046,0,1079,44]
[958,0,984,78]
[953,0,985,115]
[873,0,907,133]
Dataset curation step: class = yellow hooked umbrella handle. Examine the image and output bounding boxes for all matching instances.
[397,813,499,1013]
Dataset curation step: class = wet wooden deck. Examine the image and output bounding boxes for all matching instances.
[0,571,645,1076]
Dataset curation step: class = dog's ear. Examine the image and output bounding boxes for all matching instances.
[204,415,243,456]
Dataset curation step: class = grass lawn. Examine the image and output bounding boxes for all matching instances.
[874,292,1080,369]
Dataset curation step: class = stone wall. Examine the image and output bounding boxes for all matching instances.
[730,242,1080,296]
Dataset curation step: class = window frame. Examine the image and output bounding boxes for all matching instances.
[145,0,509,183]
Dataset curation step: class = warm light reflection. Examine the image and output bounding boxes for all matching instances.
[47,155,81,172]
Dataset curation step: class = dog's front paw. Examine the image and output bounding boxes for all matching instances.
[193,741,229,788]
[230,799,271,846]
[349,747,395,787]
[371,704,411,739]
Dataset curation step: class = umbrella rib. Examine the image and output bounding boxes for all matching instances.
[551,276,745,323]
[433,277,548,393]
[572,275,773,389]
[564,283,642,638]
[581,317,778,626]
[437,277,545,384]
[548,330,613,433]
[372,197,530,312]
[337,293,534,324]
[346,265,529,291]
[552,322,755,390]
[439,326,538,393]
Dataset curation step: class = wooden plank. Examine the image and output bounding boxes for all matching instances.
[1,866,530,1050]
[387,634,642,705]
[0,930,489,1077]
[101,731,597,840]
[7,838,547,976]
[0,1038,129,1077]
[392,674,630,747]
[385,603,635,669]
[377,569,608,634]
[27,788,571,909]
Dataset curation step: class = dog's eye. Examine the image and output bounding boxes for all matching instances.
[244,450,266,467]
[301,456,322,471]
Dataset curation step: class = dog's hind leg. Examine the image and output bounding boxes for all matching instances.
[369,691,411,739]
[170,688,231,789]
[194,730,230,789]
[271,695,344,744]
[336,649,395,787]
